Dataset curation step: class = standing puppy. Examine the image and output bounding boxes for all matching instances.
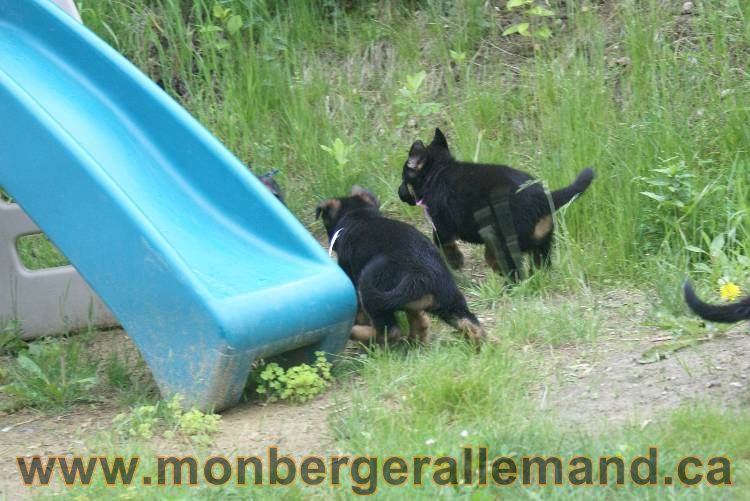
[316,186,486,344]
[398,128,594,277]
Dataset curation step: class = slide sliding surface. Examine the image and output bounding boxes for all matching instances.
[0,0,356,410]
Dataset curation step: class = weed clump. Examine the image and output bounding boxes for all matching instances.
[253,351,333,403]
[112,394,221,446]
[0,340,97,409]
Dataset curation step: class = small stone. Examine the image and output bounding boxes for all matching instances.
[729,382,743,388]
[706,382,720,388]
[682,2,694,14]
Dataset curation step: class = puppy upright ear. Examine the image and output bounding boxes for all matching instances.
[315,199,341,224]
[407,140,427,171]
[350,185,379,208]
[432,128,448,149]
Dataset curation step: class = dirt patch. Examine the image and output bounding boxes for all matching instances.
[0,388,350,499]
[0,402,122,499]
[543,300,750,429]
[210,391,350,458]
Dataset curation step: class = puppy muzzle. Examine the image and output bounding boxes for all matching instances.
[398,182,417,206]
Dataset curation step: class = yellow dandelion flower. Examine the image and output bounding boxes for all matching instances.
[719,282,741,302]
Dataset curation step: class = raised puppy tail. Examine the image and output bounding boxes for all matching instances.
[683,281,750,323]
[551,167,595,210]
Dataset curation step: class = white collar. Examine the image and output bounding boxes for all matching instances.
[328,228,344,257]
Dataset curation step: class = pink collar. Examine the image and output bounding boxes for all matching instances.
[416,199,436,232]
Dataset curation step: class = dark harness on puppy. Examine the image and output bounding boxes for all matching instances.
[473,185,525,281]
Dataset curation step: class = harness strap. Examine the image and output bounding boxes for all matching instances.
[474,185,526,281]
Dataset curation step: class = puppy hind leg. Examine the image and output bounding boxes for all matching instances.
[531,217,554,269]
[371,312,404,345]
[450,316,487,346]
[484,243,522,282]
[405,309,430,343]
[433,304,486,345]
[531,239,552,269]
[483,245,501,273]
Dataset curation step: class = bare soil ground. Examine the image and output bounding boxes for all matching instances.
[542,290,750,428]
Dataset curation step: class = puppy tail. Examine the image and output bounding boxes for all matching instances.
[683,281,750,323]
[358,257,423,313]
[550,167,595,210]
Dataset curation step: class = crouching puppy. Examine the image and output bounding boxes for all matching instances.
[316,186,487,345]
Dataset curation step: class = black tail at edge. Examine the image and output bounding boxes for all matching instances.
[683,281,750,323]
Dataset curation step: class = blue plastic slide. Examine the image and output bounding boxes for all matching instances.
[0,0,356,410]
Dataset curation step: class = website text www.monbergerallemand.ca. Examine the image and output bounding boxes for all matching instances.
[16,446,732,495]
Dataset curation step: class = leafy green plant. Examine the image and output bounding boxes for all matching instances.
[502,0,555,39]
[320,138,353,169]
[638,157,716,252]
[196,1,245,51]
[687,229,750,289]
[393,71,443,124]
[0,340,98,409]
[254,351,333,403]
[319,137,361,194]
[113,394,221,446]
[449,50,467,65]
[113,403,160,439]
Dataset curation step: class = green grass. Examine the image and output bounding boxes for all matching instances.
[15,234,69,270]
[330,345,750,498]
[0,337,99,410]
[72,0,749,282]
[3,0,750,498]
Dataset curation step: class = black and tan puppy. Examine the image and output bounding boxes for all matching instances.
[316,186,486,344]
[398,128,594,277]
[684,282,750,323]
